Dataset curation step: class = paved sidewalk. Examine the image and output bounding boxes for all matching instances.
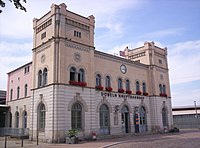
[0,130,199,148]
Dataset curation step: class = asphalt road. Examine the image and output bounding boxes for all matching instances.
[0,129,199,148]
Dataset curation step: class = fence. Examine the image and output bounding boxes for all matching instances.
[0,127,29,138]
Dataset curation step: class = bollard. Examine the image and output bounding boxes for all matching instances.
[4,136,7,148]
[21,138,23,147]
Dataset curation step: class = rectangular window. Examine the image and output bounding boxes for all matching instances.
[41,32,46,39]
[24,66,30,74]
[159,59,162,64]
[74,30,81,38]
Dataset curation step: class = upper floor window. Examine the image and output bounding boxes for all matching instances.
[38,68,48,87]
[126,79,130,90]
[105,76,111,88]
[74,30,81,38]
[24,84,28,97]
[136,81,140,92]
[70,67,76,81]
[163,85,166,94]
[43,68,48,86]
[38,70,43,87]
[24,66,30,74]
[10,89,13,100]
[118,78,123,89]
[142,82,146,93]
[96,74,101,86]
[159,84,163,94]
[159,59,162,64]
[78,69,85,82]
[17,87,20,99]
[41,32,46,39]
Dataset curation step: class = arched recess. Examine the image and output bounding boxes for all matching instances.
[96,98,112,113]
[119,100,132,113]
[77,65,87,75]
[139,101,148,114]
[35,95,48,113]
[68,93,88,112]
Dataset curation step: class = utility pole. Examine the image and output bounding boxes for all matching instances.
[194,101,199,129]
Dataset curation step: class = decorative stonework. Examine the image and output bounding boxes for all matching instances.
[41,54,46,63]
[96,97,113,112]
[74,52,81,62]
[65,18,90,31]
[65,42,89,52]
[68,93,88,111]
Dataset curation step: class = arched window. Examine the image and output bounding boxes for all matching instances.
[38,70,43,87]
[159,84,162,94]
[70,67,76,81]
[78,69,85,82]
[17,87,20,99]
[10,89,13,100]
[15,111,19,128]
[136,81,140,92]
[43,68,48,86]
[126,79,130,90]
[9,112,12,127]
[71,103,82,130]
[139,107,146,125]
[24,84,28,97]
[142,82,146,93]
[38,103,46,130]
[163,85,166,94]
[105,76,111,88]
[22,111,27,128]
[96,74,101,86]
[162,108,168,126]
[99,104,110,135]
[118,78,123,89]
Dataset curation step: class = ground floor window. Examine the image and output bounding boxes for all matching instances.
[162,107,168,126]
[15,111,19,128]
[99,104,110,135]
[71,103,82,130]
[38,103,46,130]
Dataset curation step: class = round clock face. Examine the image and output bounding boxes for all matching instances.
[120,64,127,74]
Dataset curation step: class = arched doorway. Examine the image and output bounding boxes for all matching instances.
[162,107,168,127]
[99,104,110,135]
[121,105,130,133]
[139,106,147,132]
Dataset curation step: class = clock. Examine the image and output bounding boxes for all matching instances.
[120,64,127,74]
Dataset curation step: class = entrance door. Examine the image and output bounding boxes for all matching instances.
[121,105,130,133]
[139,106,147,132]
[100,104,110,135]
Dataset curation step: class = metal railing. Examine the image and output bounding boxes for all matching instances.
[0,127,29,137]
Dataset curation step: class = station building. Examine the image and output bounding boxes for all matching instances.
[5,3,173,143]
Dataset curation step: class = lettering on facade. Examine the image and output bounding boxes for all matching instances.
[101,92,144,100]
[128,52,146,60]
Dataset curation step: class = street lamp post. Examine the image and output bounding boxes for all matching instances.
[194,101,199,129]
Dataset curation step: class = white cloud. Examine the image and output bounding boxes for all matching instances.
[139,28,185,39]
[168,40,200,85]
[0,0,143,39]
[172,88,200,107]
[0,41,32,90]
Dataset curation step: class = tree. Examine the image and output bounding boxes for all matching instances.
[0,0,27,13]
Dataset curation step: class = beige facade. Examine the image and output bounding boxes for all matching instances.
[6,3,173,143]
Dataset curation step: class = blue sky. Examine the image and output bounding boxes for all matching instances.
[0,0,200,107]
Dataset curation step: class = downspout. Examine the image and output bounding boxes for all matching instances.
[52,5,60,143]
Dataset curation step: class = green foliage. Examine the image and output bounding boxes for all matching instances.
[0,0,27,13]
[67,129,79,138]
